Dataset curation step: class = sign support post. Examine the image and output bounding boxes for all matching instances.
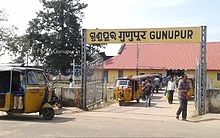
[136,43,139,75]
[198,26,207,115]
[81,29,87,110]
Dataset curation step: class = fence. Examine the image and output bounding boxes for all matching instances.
[205,89,220,113]
[55,82,115,108]
[85,54,104,109]
[55,87,81,107]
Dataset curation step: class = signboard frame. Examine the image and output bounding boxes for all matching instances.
[85,27,202,44]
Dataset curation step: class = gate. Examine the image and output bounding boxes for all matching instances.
[85,53,104,109]
[81,27,207,115]
[81,29,104,110]
[195,60,200,114]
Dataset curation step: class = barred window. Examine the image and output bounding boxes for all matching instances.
[217,73,220,81]
[118,70,123,78]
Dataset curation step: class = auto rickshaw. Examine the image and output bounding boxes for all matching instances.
[114,76,145,106]
[0,66,56,120]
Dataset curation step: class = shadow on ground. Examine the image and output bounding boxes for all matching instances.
[121,102,157,107]
[188,117,220,123]
[0,114,75,123]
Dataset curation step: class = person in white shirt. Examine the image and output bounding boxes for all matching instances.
[69,78,74,88]
[167,77,176,104]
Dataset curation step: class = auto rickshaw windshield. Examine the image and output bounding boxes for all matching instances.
[116,79,130,88]
[27,71,48,86]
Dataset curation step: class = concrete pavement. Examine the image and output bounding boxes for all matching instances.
[1,89,219,123]
[92,90,198,122]
[1,90,220,138]
[56,89,219,123]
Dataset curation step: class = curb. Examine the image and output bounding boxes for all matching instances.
[54,107,84,115]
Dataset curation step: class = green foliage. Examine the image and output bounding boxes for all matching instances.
[1,1,103,70]
[0,10,18,57]
[26,0,88,73]
[6,35,30,63]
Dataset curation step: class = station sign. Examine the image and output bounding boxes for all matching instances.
[85,27,201,44]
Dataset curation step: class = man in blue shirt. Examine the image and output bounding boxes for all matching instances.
[154,77,160,93]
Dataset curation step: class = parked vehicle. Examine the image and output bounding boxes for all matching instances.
[0,66,58,120]
[114,74,158,106]
[114,76,141,106]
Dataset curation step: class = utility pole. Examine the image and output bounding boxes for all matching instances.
[70,59,75,86]
[81,29,87,110]
[136,43,139,75]
[26,54,28,66]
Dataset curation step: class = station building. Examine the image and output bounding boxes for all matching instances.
[103,42,220,88]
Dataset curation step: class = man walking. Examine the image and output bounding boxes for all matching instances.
[167,77,175,104]
[176,74,190,121]
[154,76,160,93]
[143,79,152,107]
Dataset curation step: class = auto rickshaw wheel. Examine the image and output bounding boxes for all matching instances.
[42,108,55,120]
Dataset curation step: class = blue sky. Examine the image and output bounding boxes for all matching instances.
[82,0,220,55]
[1,0,220,62]
[83,0,220,41]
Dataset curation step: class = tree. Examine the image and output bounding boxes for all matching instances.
[0,9,18,57]
[26,0,89,74]
[5,35,30,63]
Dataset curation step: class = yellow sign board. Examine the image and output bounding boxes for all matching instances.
[85,27,201,44]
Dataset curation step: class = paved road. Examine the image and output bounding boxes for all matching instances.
[1,91,220,138]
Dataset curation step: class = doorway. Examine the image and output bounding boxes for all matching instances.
[167,69,184,77]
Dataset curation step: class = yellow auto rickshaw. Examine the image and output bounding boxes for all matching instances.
[0,66,56,120]
[114,76,145,106]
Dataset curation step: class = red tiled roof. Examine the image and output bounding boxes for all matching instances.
[104,42,220,70]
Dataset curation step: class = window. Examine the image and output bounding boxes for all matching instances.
[27,71,47,86]
[104,70,108,83]
[118,70,123,78]
[27,71,38,85]
[34,71,47,86]
[116,80,129,87]
[217,73,220,81]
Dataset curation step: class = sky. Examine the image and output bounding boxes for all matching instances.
[1,0,220,63]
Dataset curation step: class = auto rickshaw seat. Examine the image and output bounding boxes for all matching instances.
[0,81,10,94]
